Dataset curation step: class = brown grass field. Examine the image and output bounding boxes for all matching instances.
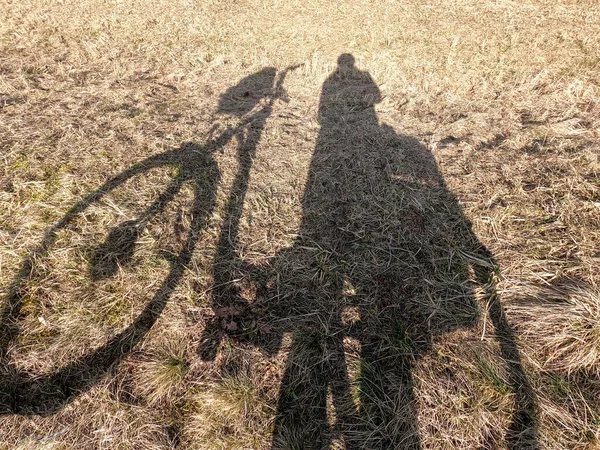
[1,0,600,448]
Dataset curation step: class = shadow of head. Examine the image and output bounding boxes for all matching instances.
[337,53,355,68]
[89,220,142,280]
[217,67,277,116]
[334,53,361,80]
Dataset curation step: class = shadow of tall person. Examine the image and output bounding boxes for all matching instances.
[0,67,282,415]
[263,54,538,449]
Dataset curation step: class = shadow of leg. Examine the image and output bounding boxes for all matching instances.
[270,330,330,450]
[357,329,422,450]
[328,327,362,450]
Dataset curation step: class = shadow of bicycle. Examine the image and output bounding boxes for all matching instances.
[0,66,283,415]
[0,56,538,450]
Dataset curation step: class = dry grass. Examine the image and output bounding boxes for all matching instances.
[1,0,600,448]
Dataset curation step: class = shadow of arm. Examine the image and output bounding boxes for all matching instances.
[469,252,539,449]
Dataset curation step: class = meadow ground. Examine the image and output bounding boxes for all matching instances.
[1,0,600,448]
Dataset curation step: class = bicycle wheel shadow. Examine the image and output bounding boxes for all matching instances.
[0,67,279,416]
[247,54,539,449]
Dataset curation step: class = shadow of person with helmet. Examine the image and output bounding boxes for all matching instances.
[256,54,538,449]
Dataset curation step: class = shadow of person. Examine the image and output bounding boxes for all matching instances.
[0,67,282,415]
[262,54,538,449]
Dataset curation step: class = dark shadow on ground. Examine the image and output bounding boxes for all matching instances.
[268,53,538,450]
[0,67,285,415]
[0,54,537,449]
[200,54,539,449]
